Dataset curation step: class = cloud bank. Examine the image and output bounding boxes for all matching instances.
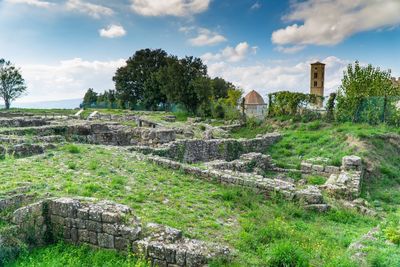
[272,0,400,50]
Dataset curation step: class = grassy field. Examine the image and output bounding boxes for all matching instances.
[1,117,400,266]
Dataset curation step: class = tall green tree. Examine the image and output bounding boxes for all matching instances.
[157,56,208,113]
[0,59,26,109]
[82,88,98,107]
[336,61,399,122]
[113,49,168,109]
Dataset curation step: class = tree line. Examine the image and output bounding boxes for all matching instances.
[83,49,243,119]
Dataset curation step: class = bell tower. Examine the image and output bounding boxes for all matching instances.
[310,62,325,107]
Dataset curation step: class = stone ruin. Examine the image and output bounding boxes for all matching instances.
[0,112,373,264]
[8,197,229,267]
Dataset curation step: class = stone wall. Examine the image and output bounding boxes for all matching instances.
[321,156,363,199]
[1,123,176,147]
[0,118,49,128]
[146,155,327,210]
[205,152,275,175]
[165,133,281,163]
[300,162,341,177]
[12,198,229,267]
[0,144,47,158]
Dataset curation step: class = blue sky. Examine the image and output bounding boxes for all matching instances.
[0,0,399,103]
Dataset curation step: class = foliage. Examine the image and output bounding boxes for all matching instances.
[336,61,400,123]
[7,242,149,267]
[268,91,321,117]
[109,49,242,115]
[266,241,309,267]
[113,49,168,109]
[0,59,27,109]
[82,88,98,107]
[325,93,336,122]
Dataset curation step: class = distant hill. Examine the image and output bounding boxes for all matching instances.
[12,99,82,109]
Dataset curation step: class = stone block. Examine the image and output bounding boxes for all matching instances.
[148,242,165,260]
[115,237,129,251]
[77,208,89,220]
[88,208,102,222]
[88,231,98,245]
[98,233,114,249]
[102,212,121,224]
[103,223,118,235]
[78,229,89,243]
[119,225,141,241]
[71,227,78,243]
[86,220,102,232]
[312,164,325,172]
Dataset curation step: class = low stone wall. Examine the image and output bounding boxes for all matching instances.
[321,156,363,199]
[0,118,49,128]
[0,144,48,158]
[146,155,327,210]
[0,123,176,147]
[300,162,341,177]
[165,133,281,163]
[12,198,230,266]
[205,152,275,175]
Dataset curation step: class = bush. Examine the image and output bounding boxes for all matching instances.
[63,144,81,154]
[266,241,309,267]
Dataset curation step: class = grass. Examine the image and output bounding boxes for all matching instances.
[6,242,149,267]
[0,144,380,266]
[2,117,400,266]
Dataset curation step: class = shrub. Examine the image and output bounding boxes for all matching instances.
[266,241,309,267]
[64,144,81,154]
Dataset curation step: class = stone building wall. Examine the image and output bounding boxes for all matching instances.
[12,197,230,267]
[165,133,281,163]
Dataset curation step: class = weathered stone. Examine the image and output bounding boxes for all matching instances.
[342,155,362,171]
[115,237,129,251]
[102,212,121,224]
[78,229,89,243]
[103,223,118,235]
[295,186,324,204]
[86,220,102,232]
[88,231,98,245]
[98,233,114,249]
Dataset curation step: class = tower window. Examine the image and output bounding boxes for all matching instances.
[314,81,318,87]
[314,72,318,79]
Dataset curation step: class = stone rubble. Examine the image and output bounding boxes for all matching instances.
[12,197,230,266]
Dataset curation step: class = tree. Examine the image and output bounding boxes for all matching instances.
[336,61,399,122]
[82,88,98,107]
[158,56,208,113]
[0,59,26,109]
[113,49,168,109]
[211,77,233,99]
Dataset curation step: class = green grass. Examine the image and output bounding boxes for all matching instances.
[3,116,400,266]
[6,242,149,267]
[0,144,380,266]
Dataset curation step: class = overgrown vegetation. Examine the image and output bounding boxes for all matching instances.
[0,141,385,266]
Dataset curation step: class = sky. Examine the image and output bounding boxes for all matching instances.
[0,0,400,105]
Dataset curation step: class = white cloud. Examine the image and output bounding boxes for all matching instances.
[18,58,126,102]
[272,0,400,47]
[66,0,114,18]
[207,56,349,98]
[99,25,126,38]
[275,45,306,54]
[250,2,261,10]
[202,42,251,63]
[188,28,227,46]
[5,0,55,8]
[131,0,210,17]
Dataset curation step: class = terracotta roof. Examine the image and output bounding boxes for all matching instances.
[244,90,265,105]
[311,61,325,65]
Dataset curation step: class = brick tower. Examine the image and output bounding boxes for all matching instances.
[310,62,325,107]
